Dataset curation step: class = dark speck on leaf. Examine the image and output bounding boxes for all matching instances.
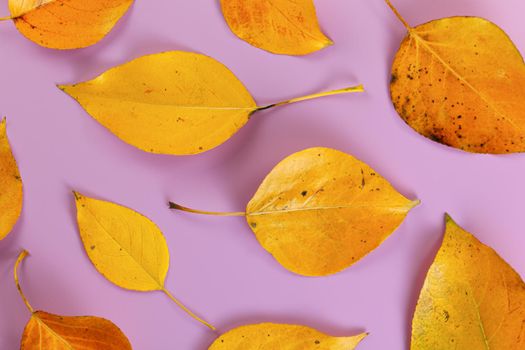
[390,73,398,84]
[301,191,307,196]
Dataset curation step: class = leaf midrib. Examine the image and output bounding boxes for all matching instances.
[248,202,416,216]
[82,204,163,290]
[69,89,256,111]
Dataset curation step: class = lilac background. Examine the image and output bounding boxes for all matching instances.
[0,0,524,349]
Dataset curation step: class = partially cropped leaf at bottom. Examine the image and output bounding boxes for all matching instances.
[209,323,367,349]
[411,215,525,349]
[14,251,133,350]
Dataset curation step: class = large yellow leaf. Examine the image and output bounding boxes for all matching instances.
[411,215,525,349]
[14,251,133,350]
[3,0,133,49]
[170,147,419,276]
[386,0,525,153]
[59,51,363,155]
[74,193,215,329]
[209,323,367,349]
[220,0,332,55]
[0,118,23,241]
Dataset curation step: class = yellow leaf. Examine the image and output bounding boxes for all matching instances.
[74,193,215,330]
[209,323,367,349]
[386,0,525,154]
[411,215,525,349]
[0,118,23,241]
[2,0,133,49]
[220,0,332,55]
[59,51,363,155]
[14,251,133,350]
[170,147,419,276]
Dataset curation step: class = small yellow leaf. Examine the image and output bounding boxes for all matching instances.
[0,118,23,241]
[14,251,133,350]
[74,193,215,330]
[411,215,525,349]
[209,323,367,349]
[6,0,133,49]
[59,51,363,155]
[386,0,525,153]
[220,0,332,55]
[170,147,419,276]
[74,192,169,292]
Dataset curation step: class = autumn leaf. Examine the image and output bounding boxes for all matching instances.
[209,323,367,349]
[411,215,525,349]
[220,0,332,55]
[0,118,23,241]
[73,192,215,330]
[0,0,133,49]
[386,0,525,154]
[58,51,363,155]
[170,147,419,276]
[13,250,133,349]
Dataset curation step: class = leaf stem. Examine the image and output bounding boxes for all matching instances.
[169,202,246,217]
[384,0,412,30]
[161,288,216,331]
[0,15,12,21]
[14,250,34,314]
[255,84,364,112]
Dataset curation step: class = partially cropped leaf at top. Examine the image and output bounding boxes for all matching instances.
[2,0,133,49]
[411,215,525,349]
[0,118,22,240]
[170,147,419,276]
[59,51,363,155]
[386,0,525,153]
[74,193,215,330]
[14,251,133,350]
[209,323,367,349]
[220,0,332,55]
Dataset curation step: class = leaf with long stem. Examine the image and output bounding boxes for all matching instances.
[74,192,216,330]
[170,147,419,276]
[60,51,364,155]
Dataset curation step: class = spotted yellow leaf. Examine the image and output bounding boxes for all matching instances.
[74,193,215,330]
[386,0,525,153]
[14,251,133,350]
[209,323,367,349]
[411,215,525,349]
[220,0,332,55]
[2,0,133,49]
[59,51,363,155]
[170,147,419,276]
[0,118,22,241]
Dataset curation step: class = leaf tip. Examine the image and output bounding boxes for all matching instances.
[56,84,68,92]
[72,191,83,201]
[410,199,421,208]
[444,213,459,228]
[323,38,334,47]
